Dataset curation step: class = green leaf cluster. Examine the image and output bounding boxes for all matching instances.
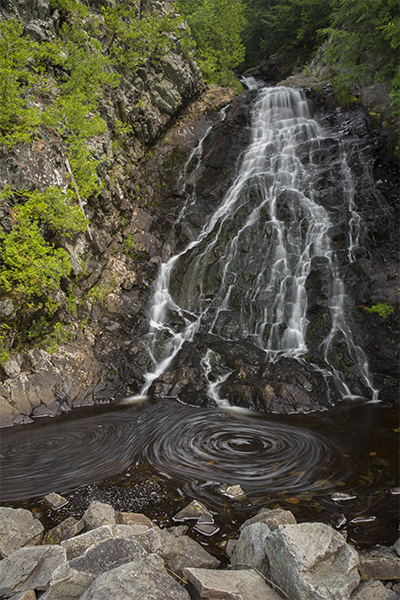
[0,20,41,147]
[0,186,87,313]
[364,302,395,319]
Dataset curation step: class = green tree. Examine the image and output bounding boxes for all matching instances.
[0,20,41,147]
[322,0,400,115]
[0,187,87,314]
[176,0,246,84]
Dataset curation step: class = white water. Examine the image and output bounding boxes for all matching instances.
[131,87,377,404]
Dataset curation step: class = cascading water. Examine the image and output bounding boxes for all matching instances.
[138,86,377,403]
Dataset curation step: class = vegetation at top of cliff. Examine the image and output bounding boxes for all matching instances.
[321,0,400,116]
[176,0,246,86]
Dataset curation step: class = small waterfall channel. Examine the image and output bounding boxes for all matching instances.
[136,86,377,404]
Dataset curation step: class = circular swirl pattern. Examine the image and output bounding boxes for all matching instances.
[1,399,343,505]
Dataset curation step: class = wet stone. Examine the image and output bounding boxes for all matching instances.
[331,492,357,501]
[358,545,400,580]
[173,500,214,525]
[44,517,84,545]
[43,493,68,509]
[219,484,246,499]
[193,523,220,536]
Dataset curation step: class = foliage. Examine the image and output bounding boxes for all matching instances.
[103,1,193,72]
[0,186,87,314]
[364,302,395,319]
[0,20,41,147]
[176,0,246,84]
[240,0,335,69]
[322,0,400,115]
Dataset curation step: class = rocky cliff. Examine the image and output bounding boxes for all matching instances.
[0,0,212,425]
[0,1,398,427]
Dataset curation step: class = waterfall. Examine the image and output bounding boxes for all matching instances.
[132,86,377,405]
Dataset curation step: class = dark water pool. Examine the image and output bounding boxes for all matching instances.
[1,398,398,561]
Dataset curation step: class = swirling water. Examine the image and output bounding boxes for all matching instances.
[1,399,398,551]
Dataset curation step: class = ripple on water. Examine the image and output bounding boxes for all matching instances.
[1,399,344,505]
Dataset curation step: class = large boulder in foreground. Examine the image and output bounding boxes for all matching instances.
[79,554,190,600]
[0,507,44,558]
[265,522,360,600]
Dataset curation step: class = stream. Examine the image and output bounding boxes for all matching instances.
[1,85,398,559]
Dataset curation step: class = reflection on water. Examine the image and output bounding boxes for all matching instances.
[1,399,398,552]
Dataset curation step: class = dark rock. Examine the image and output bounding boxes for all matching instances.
[69,537,147,576]
[44,517,84,545]
[358,545,400,581]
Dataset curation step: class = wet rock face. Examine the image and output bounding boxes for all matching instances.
[149,86,399,411]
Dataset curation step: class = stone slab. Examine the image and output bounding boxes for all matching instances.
[184,567,282,600]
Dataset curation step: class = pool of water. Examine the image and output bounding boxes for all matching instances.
[1,398,398,561]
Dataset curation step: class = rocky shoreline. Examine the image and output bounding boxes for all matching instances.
[1,496,399,599]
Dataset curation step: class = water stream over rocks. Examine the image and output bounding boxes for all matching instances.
[1,85,398,559]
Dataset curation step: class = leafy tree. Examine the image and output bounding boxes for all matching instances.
[0,187,87,314]
[0,20,41,147]
[322,0,400,115]
[241,0,335,68]
[176,0,246,84]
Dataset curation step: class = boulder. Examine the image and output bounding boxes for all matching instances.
[358,545,400,580]
[82,500,116,530]
[239,507,296,532]
[8,592,37,600]
[43,493,68,509]
[351,579,400,600]
[39,563,95,600]
[61,524,147,560]
[0,545,66,597]
[117,512,156,529]
[68,537,147,576]
[184,567,282,600]
[231,522,271,576]
[44,517,84,545]
[0,507,44,558]
[79,554,191,600]
[166,535,220,578]
[264,522,360,600]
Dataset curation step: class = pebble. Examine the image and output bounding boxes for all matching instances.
[331,492,357,502]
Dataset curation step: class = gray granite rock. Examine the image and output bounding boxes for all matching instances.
[44,517,84,545]
[184,567,282,600]
[43,493,68,509]
[61,524,148,560]
[8,591,37,600]
[173,500,214,525]
[79,554,190,600]
[352,579,400,600]
[231,522,271,576]
[0,545,66,597]
[82,500,116,530]
[68,537,147,575]
[264,522,360,600]
[39,563,95,600]
[358,545,400,580]
[239,507,296,532]
[117,512,156,529]
[166,535,220,578]
[0,507,44,558]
